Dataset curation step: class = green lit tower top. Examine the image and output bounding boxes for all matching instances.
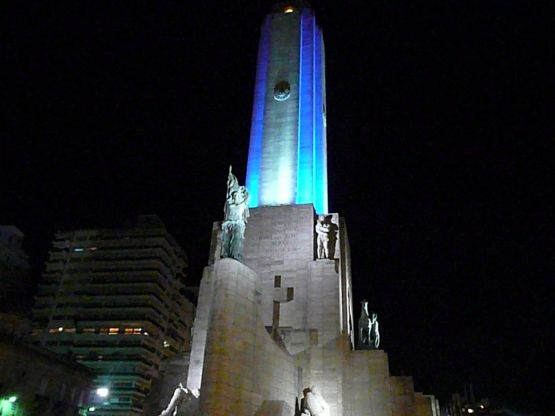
[245,1,328,214]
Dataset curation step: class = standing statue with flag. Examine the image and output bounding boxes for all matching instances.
[221,166,250,262]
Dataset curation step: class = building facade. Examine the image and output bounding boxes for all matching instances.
[1,314,93,416]
[30,215,195,415]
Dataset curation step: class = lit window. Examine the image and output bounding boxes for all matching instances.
[99,328,109,335]
[124,328,134,335]
[89,247,97,251]
[83,328,96,333]
[73,248,84,252]
[65,327,76,333]
[108,327,119,335]
[132,328,142,334]
[48,328,59,333]
[284,6,294,13]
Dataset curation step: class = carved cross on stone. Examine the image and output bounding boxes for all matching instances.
[272,275,294,337]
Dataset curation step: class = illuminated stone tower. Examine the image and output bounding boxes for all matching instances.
[179,3,439,416]
[246,1,328,214]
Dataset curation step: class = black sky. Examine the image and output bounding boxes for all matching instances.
[3,1,554,411]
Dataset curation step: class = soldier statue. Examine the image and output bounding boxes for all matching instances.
[301,385,330,416]
[221,165,250,261]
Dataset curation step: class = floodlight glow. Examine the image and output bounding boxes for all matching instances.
[58,327,64,332]
[88,406,96,412]
[8,396,17,403]
[96,387,109,398]
[468,409,474,414]
[284,6,294,13]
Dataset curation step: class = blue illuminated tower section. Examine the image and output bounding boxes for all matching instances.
[246,2,328,214]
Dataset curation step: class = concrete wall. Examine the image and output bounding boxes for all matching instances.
[415,393,435,416]
[391,376,416,416]
[243,204,315,355]
[344,350,392,416]
[188,259,296,416]
[243,205,349,354]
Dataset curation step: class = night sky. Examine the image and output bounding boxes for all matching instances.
[3,1,553,411]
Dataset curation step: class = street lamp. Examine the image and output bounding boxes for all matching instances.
[95,387,109,398]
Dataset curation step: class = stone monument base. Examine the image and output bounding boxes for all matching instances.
[187,259,296,416]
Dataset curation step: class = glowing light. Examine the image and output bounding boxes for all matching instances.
[58,327,64,332]
[88,406,96,412]
[96,387,109,398]
[73,247,84,252]
[479,405,485,409]
[284,6,294,13]
[163,340,170,348]
[8,396,17,403]
[468,409,474,414]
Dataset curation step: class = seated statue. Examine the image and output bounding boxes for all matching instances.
[158,383,199,416]
[302,385,330,416]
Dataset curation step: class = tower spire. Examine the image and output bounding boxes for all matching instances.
[245,2,328,214]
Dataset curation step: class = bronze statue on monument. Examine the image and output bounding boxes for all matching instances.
[221,165,250,261]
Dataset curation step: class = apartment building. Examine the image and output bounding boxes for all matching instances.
[31,215,195,415]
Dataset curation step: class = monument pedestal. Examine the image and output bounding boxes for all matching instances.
[182,205,436,416]
[187,259,295,416]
